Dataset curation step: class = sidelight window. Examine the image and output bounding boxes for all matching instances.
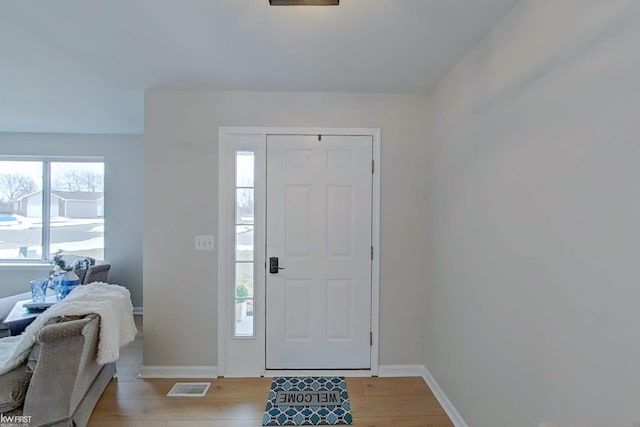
[234,151,255,337]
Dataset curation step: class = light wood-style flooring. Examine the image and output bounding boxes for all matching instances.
[89,316,454,427]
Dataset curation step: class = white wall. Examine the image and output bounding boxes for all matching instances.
[0,133,144,307]
[144,91,429,367]
[423,1,640,426]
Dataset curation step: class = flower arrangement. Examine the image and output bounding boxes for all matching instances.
[50,250,91,275]
[51,250,69,273]
[49,250,90,299]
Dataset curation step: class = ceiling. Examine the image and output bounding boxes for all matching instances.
[0,0,518,134]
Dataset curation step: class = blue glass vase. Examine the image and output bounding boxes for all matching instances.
[56,270,81,300]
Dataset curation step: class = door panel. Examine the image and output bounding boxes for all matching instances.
[285,279,311,340]
[326,279,352,339]
[285,185,312,257]
[266,134,373,369]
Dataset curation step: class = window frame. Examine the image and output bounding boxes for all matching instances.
[0,155,105,264]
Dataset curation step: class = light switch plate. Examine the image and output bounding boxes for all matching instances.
[195,235,215,251]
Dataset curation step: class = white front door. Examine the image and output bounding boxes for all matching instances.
[265,134,373,369]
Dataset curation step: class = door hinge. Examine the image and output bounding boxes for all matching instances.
[371,246,374,260]
[370,332,373,346]
[318,134,322,142]
[372,160,375,174]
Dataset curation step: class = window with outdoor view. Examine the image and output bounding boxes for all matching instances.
[234,151,255,337]
[0,159,105,262]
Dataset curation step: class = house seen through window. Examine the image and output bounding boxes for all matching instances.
[0,159,105,261]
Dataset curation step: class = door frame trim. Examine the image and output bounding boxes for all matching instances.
[218,127,381,376]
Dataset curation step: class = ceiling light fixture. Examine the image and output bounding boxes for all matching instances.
[269,0,339,5]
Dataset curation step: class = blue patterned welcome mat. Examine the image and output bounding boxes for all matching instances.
[262,377,353,426]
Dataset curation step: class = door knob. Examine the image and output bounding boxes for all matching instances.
[269,257,285,274]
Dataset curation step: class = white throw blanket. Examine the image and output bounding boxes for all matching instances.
[0,282,137,376]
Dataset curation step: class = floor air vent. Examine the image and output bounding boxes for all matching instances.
[166,382,211,397]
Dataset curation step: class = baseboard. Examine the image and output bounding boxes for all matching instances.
[378,364,426,377]
[419,365,469,427]
[138,365,218,379]
[133,307,143,315]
